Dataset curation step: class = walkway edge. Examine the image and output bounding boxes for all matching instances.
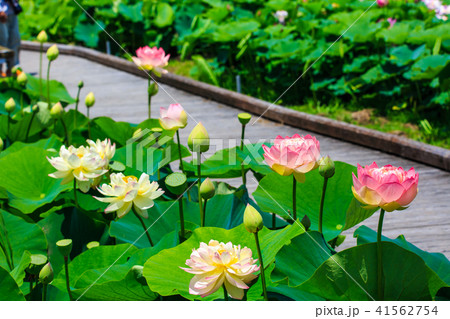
[21,41,450,171]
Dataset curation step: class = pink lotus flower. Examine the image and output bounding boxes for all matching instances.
[262,134,321,182]
[352,162,419,212]
[387,17,397,29]
[377,0,389,7]
[159,103,188,130]
[132,46,170,73]
[181,240,260,300]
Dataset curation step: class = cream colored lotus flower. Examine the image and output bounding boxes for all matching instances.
[181,240,260,300]
[48,145,108,193]
[87,138,116,168]
[94,173,164,218]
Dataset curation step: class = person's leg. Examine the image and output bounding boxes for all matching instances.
[7,12,20,67]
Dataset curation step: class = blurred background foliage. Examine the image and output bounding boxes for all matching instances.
[19,0,450,147]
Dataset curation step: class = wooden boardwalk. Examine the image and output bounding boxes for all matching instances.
[21,50,450,258]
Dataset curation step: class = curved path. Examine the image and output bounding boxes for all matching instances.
[21,50,450,257]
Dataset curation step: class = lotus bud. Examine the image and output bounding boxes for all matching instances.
[27,254,48,276]
[238,113,252,126]
[243,204,263,233]
[165,172,187,195]
[148,82,159,96]
[50,102,63,118]
[319,156,335,178]
[37,30,48,43]
[133,128,143,139]
[11,65,21,74]
[46,44,59,61]
[56,239,73,258]
[200,178,215,200]
[39,262,54,285]
[32,104,39,113]
[131,265,147,285]
[86,241,100,249]
[5,98,16,113]
[188,122,210,153]
[85,92,95,108]
[0,137,3,152]
[78,80,84,89]
[17,72,27,86]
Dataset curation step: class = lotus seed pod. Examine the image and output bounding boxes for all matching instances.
[243,204,263,233]
[86,241,100,249]
[5,98,16,113]
[39,262,54,285]
[238,113,252,125]
[78,80,84,89]
[17,72,28,86]
[85,92,95,108]
[200,178,215,200]
[188,122,210,153]
[56,239,73,257]
[37,30,48,43]
[165,172,187,195]
[319,156,335,179]
[46,44,59,61]
[27,254,48,276]
[50,102,64,118]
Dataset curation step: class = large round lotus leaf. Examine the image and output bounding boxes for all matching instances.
[0,265,25,301]
[0,146,71,214]
[0,210,47,270]
[143,223,303,300]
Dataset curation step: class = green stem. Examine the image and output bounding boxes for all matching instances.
[133,209,153,247]
[25,111,36,142]
[64,256,73,301]
[254,232,268,301]
[292,175,297,221]
[223,285,229,301]
[73,179,78,209]
[240,124,246,185]
[318,177,328,234]
[74,86,82,128]
[197,152,204,227]
[203,199,208,228]
[7,114,10,139]
[29,276,34,294]
[87,107,91,139]
[60,116,69,145]
[178,197,185,241]
[377,208,385,301]
[20,92,24,116]
[271,213,276,229]
[47,61,52,105]
[42,283,47,301]
[148,78,152,119]
[0,241,13,271]
[176,130,184,173]
[39,44,43,99]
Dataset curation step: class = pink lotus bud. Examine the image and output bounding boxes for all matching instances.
[262,134,321,183]
[159,103,188,130]
[352,162,419,212]
[377,0,389,7]
[132,46,170,73]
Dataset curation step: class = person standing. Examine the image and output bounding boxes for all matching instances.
[0,0,21,74]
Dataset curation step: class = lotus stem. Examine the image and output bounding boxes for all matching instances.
[64,256,73,301]
[176,130,184,173]
[25,111,36,142]
[318,177,329,234]
[240,124,246,185]
[292,175,297,221]
[133,209,153,247]
[73,179,78,209]
[60,116,69,145]
[178,197,185,241]
[87,107,91,139]
[203,199,208,228]
[272,213,276,229]
[377,208,386,301]
[42,283,47,301]
[20,93,24,116]
[223,285,229,301]
[254,232,268,301]
[74,86,82,128]
[197,152,204,227]
[39,43,43,99]
[148,78,152,119]
[47,61,52,105]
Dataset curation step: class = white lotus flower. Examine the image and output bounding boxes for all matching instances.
[48,145,108,192]
[87,138,116,167]
[94,173,164,218]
